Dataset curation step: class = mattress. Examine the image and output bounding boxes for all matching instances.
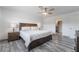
[20,30,52,47]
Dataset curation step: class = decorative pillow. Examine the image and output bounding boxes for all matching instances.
[31,27,39,30]
[21,27,31,31]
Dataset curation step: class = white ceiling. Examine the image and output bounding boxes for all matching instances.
[53,6,79,15]
[1,6,79,15]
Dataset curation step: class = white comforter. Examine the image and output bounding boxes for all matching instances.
[20,30,52,47]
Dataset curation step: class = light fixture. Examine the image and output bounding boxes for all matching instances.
[11,23,16,32]
[37,23,41,30]
[39,6,55,16]
[42,12,48,16]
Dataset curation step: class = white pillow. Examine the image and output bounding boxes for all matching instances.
[31,27,39,30]
[21,27,31,31]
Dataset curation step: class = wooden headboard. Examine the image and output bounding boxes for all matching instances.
[19,23,37,30]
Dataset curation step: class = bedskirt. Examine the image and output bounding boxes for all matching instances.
[28,35,52,51]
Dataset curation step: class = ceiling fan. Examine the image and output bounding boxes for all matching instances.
[39,6,55,16]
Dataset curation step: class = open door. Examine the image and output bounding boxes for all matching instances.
[55,17,62,41]
[56,20,62,34]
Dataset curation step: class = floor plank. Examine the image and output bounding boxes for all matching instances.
[0,36,75,52]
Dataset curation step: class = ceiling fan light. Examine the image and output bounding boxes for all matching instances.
[42,12,48,16]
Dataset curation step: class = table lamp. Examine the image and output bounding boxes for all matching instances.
[11,23,16,32]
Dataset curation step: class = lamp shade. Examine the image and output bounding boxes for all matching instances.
[37,23,41,28]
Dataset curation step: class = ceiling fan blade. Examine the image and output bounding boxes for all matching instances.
[48,12,53,14]
[49,8,55,11]
[39,6,44,10]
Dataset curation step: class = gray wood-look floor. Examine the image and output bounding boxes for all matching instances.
[0,36,75,52]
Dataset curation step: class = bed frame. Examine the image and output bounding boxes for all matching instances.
[19,23,52,51]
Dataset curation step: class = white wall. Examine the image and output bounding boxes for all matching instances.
[43,11,79,39]
[42,16,56,33]
[0,8,2,40]
[0,8,6,40]
[62,12,79,38]
[0,7,43,40]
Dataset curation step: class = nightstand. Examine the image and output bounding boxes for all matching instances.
[8,32,19,42]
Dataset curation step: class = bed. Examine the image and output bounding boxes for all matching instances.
[19,23,52,51]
